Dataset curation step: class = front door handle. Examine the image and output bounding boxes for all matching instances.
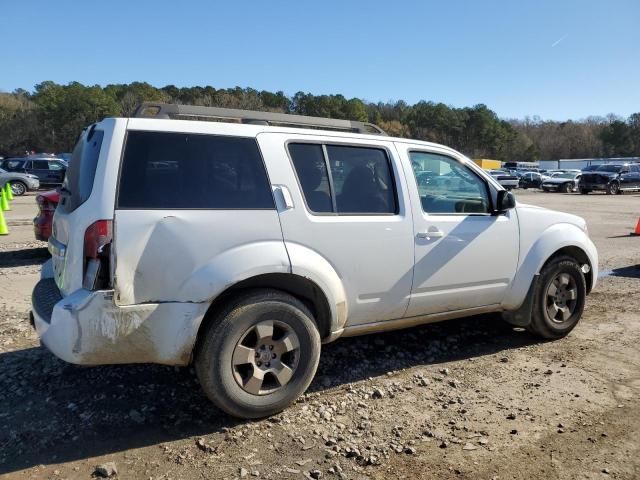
[417,228,444,239]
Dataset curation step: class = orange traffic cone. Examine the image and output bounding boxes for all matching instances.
[632,218,640,236]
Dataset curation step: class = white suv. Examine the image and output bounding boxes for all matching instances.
[32,103,598,418]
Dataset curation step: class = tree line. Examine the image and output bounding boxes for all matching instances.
[0,81,638,161]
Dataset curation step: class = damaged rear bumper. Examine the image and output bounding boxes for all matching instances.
[31,277,208,366]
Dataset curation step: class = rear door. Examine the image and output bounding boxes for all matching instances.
[112,121,288,305]
[257,133,415,326]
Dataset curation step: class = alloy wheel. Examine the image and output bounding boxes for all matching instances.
[545,273,578,323]
[232,320,300,395]
[11,182,25,196]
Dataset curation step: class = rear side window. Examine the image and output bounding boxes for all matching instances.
[60,128,104,213]
[289,143,397,215]
[117,131,274,209]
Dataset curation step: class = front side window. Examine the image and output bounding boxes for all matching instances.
[117,131,274,209]
[410,152,490,214]
[49,162,65,170]
[288,143,398,215]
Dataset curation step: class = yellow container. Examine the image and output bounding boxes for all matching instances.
[473,159,502,170]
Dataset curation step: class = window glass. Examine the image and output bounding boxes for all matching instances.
[327,145,397,214]
[60,129,104,213]
[410,152,490,214]
[32,160,49,169]
[49,162,65,170]
[2,160,24,171]
[288,144,332,213]
[117,131,274,209]
[288,144,398,215]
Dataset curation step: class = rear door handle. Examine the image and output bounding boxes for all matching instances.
[417,228,444,239]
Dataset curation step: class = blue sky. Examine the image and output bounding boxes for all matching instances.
[1,0,638,120]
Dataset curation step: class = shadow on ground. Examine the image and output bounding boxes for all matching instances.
[0,247,49,268]
[0,313,538,473]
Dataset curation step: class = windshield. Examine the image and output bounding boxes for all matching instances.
[596,165,624,172]
[555,173,577,179]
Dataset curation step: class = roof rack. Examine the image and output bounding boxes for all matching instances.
[132,102,387,135]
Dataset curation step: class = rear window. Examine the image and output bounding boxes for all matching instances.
[117,131,274,209]
[60,127,104,213]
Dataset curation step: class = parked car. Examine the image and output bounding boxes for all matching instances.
[415,170,435,186]
[32,103,598,419]
[33,190,60,241]
[579,163,640,194]
[581,165,600,172]
[0,167,40,195]
[488,170,519,190]
[0,157,67,188]
[519,171,548,189]
[541,172,582,193]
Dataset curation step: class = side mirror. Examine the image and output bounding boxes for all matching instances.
[495,190,516,214]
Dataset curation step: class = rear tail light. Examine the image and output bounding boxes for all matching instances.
[83,220,112,290]
[36,195,56,212]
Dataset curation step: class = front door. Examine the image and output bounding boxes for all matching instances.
[257,133,415,326]
[397,144,519,317]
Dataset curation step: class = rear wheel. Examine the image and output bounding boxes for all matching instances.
[606,182,619,195]
[528,256,586,339]
[195,289,321,419]
[10,181,26,196]
[561,182,572,193]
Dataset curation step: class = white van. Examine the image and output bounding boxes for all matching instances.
[32,104,598,418]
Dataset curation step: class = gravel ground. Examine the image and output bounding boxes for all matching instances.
[0,190,639,479]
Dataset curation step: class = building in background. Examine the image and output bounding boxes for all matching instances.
[539,157,640,170]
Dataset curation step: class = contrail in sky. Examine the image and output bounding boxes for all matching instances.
[551,34,569,48]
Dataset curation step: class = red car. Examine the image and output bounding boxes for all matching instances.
[33,190,59,241]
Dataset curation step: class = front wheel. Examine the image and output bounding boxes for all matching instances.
[195,289,321,419]
[606,182,619,195]
[561,183,572,194]
[528,256,586,339]
[10,181,26,196]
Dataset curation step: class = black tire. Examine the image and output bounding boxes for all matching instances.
[528,255,586,339]
[561,183,572,194]
[606,182,619,195]
[10,181,27,196]
[579,188,590,195]
[195,289,321,419]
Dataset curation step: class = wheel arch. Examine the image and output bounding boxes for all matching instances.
[543,246,593,294]
[193,273,336,362]
[503,223,597,310]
